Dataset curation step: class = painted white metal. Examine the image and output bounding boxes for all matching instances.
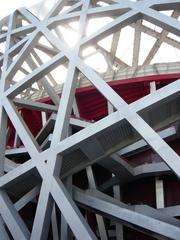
[0,1,179,239]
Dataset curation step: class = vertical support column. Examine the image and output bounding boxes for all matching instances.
[42,111,60,240]
[51,205,59,240]
[13,110,21,148]
[61,176,73,240]
[13,132,20,148]
[113,183,124,240]
[155,177,164,209]
[41,112,47,127]
[86,166,108,240]
[107,101,114,114]
[150,82,165,209]
[107,30,121,74]
[132,20,142,66]
[73,98,80,118]
[108,101,124,240]
[6,127,11,146]
[150,81,156,93]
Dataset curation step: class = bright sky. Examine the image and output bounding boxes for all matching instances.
[0,1,180,84]
[0,0,42,19]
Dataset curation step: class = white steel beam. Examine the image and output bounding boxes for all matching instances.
[0,1,179,239]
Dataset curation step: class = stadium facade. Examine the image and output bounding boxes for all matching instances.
[0,0,180,239]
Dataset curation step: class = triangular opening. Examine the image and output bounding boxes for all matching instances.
[151,42,180,64]
[4,99,43,155]
[139,32,156,65]
[116,26,134,66]
[6,35,66,104]
[50,14,81,49]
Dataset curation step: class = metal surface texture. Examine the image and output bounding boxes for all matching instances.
[0,0,180,239]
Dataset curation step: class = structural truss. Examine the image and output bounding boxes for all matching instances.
[0,0,180,239]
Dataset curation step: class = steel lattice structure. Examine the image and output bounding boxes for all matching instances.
[0,0,180,239]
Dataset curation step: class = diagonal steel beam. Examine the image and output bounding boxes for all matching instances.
[0,190,30,240]
[73,187,180,240]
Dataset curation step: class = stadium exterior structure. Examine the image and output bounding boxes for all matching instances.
[0,0,180,239]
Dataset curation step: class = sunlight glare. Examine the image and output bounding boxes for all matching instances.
[84,53,108,73]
